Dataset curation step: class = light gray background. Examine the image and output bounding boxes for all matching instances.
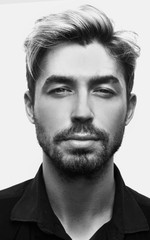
[0,0,149,196]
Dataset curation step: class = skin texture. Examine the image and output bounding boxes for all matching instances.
[25,41,136,179]
[24,41,136,240]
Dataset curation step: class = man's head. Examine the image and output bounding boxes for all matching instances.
[24,5,140,178]
[24,4,140,103]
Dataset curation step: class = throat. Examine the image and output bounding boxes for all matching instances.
[43,155,115,239]
[63,213,112,240]
[59,181,115,240]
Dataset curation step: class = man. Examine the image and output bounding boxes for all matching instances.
[0,4,150,240]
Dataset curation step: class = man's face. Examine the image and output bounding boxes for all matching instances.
[26,41,136,178]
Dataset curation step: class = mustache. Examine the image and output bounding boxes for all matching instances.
[53,122,109,143]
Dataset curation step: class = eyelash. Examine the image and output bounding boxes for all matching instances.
[48,87,73,95]
[48,87,116,98]
[93,88,116,97]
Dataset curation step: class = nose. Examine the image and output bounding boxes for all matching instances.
[71,92,94,123]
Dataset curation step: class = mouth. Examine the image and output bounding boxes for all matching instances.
[64,134,99,141]
[61,134,100,149]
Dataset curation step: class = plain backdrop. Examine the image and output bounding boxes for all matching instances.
[0,0,149,196]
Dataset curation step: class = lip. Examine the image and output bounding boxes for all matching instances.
[60,134,100,149]
[64,134,99,141]
[64,139,97,149]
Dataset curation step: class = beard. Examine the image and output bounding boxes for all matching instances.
[34,118,125,180]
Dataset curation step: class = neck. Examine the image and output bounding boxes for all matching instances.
[43,153,115,240]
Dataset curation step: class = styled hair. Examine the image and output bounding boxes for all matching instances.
[24,4,140,102]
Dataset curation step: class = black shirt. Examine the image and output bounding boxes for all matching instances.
[0,164,150,239]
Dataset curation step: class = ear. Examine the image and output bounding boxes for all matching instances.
[125,93,137,126]
[24,91,35,124]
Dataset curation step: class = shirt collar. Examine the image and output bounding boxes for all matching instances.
[11,165,70,239]
[11,164,149,236]
[112,165,149,234]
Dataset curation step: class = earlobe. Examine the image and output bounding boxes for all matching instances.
[125,94,137,126]
[24,91,35,124]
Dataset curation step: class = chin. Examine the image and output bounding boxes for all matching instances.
[47,147,111,180]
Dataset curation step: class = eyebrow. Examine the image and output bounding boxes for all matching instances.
[42,74,120,92]
[88,75,120,88]
[42,75,76,91]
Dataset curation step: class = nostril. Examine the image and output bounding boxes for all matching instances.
[71,96,94,121]
[71,116,93,124]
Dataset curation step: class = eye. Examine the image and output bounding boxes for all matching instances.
[93,88,116,98]
[48,87,73,96]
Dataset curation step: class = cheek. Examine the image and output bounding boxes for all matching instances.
[94,99,127,134]
[34,98,71,135]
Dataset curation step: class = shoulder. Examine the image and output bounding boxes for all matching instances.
[127,186,150,221]
[0,180,32,238]
[0,179,32,211]
[0,179,32,214]
[127,186,150,207]
[0,179,31,200]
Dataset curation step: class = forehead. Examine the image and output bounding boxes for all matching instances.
[38,41,125,86]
